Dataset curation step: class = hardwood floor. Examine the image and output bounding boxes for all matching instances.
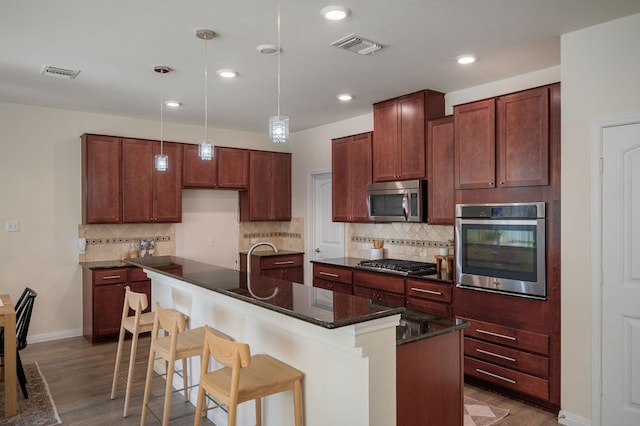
[20,335,559,425]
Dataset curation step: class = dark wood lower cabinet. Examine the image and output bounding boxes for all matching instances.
[397,329,464,426]
[82,266,151,343]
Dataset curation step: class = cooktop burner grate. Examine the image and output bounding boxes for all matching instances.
[357,258,437,276]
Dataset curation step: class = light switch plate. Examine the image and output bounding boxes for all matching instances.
[5,221,19,232]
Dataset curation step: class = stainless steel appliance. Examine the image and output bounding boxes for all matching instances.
[366,180,426,222]
[455,202,546,299]
[357,258,436,276]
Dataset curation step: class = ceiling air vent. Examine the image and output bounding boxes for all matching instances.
[330,34,383,55]
[41,65,81,80]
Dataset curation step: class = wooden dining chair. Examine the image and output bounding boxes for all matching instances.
[0,287,37,399]
[194,325,304,426]
[140,303,205,426]
[110,285,155,417]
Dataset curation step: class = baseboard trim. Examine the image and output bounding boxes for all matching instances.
[28,328,83,344]
[558,410,591,426]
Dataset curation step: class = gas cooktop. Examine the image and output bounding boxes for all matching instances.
[357,258,437,276]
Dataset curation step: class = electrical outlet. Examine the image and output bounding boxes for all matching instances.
[208,237,216,247]
[251,238,258,244]
[5,221,19,232]
[361,243,371,250]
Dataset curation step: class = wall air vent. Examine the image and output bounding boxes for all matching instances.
[41,65,81,79]
[330,34,383,55]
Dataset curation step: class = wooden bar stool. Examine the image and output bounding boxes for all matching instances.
[111,285,155,417]
[141,303,205,426]
[194,325,304,426]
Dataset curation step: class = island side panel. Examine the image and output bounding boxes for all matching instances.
[147,270,399,426]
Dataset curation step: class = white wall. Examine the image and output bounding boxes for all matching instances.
[560,12,640,422]
[0,102,274,341]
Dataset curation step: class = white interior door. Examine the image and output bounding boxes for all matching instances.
[307,172,345,283]
[601,121,640,425]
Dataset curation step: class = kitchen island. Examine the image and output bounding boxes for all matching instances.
[126,255,467,426]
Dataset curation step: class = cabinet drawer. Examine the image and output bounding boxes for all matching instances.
[313,264,353,284]
[465,356,549,401]
[406,279,452,303]
[128,267,149,282]
[261,255,303,270]
[353,270,404,294]
[93,268,128,285]
[354,285,404,307]
[465,337,548,378]
[405,297,452,317]
[313,278,352,295]
[461,317,549,355]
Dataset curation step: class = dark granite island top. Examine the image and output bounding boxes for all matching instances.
[125,255,404,330]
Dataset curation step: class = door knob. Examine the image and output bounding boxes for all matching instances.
[315,248,320,253]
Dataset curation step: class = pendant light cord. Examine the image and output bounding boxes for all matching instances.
[160,70,164,155]
[277,2,281,117]
[204,37,209,141]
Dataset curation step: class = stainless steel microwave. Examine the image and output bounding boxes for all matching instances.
[366,180,426,222]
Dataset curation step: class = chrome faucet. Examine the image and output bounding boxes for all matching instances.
[246,242,279,300]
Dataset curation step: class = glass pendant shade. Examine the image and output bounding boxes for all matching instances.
[269,115,289,143]
[198,139,213,160]
[154,153,168,171]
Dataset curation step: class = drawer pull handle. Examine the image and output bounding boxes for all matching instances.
[411,287,442,296]
[102,275,122,280]
[274,261,295,265]
[319,272,339,278]
[476,368,516,384]
[476,329,517,341]
[476,348,517,362]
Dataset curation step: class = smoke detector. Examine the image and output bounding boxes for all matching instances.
[41,65,81,79]
[330,34,383,55]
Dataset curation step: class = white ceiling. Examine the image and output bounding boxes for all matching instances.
[1,1,639,134]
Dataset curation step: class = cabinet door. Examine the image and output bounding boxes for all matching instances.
[372,99,399,181]
[332,133,372,222]
[427,116,455,224]
[152,141,182,222]
[270,152,292,220]
[497,87,549,187]
[454,98,496,189]
[217,147,249,189]
[182,143,216,188]
[398,92,426,179]
[82,134,121,224]
[244,151,271,221]
[94,282,126,338]
[122,138,154,222]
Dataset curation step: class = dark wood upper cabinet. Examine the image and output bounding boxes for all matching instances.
[81,134,122,224]
[454,85,552,190]
[182,145,249,189]
[332,132,372,222]
[426,116,455,224]
[496,86,549,187]
[373,90,445,182]
[121,138,182,223]
[239,150,291,221]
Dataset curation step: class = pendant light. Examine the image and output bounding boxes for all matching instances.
[154,66,171,171]
[196,29,215,160]
[269,3,289,143]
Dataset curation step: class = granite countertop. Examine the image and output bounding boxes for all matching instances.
[124,255,404,330]
[311,257,454,283]
[79,259,134,269]
[396,309,468,345]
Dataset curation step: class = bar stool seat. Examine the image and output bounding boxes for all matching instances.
[141,303,205,426]
[111,286,155,417]
[195,325,304,426]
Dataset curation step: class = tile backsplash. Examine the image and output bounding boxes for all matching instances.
[238,217,304,252]
[78,223,175,262]
[347,222,454,262]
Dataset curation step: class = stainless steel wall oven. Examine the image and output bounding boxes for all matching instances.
[455,202,546,299]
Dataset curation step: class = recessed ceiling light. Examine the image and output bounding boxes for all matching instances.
[456,54,477,65]
[337,94,353,101]
[257,44,280,55]
[217,69,237,78]
[164,101,181,108]
[321,5,351,21]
